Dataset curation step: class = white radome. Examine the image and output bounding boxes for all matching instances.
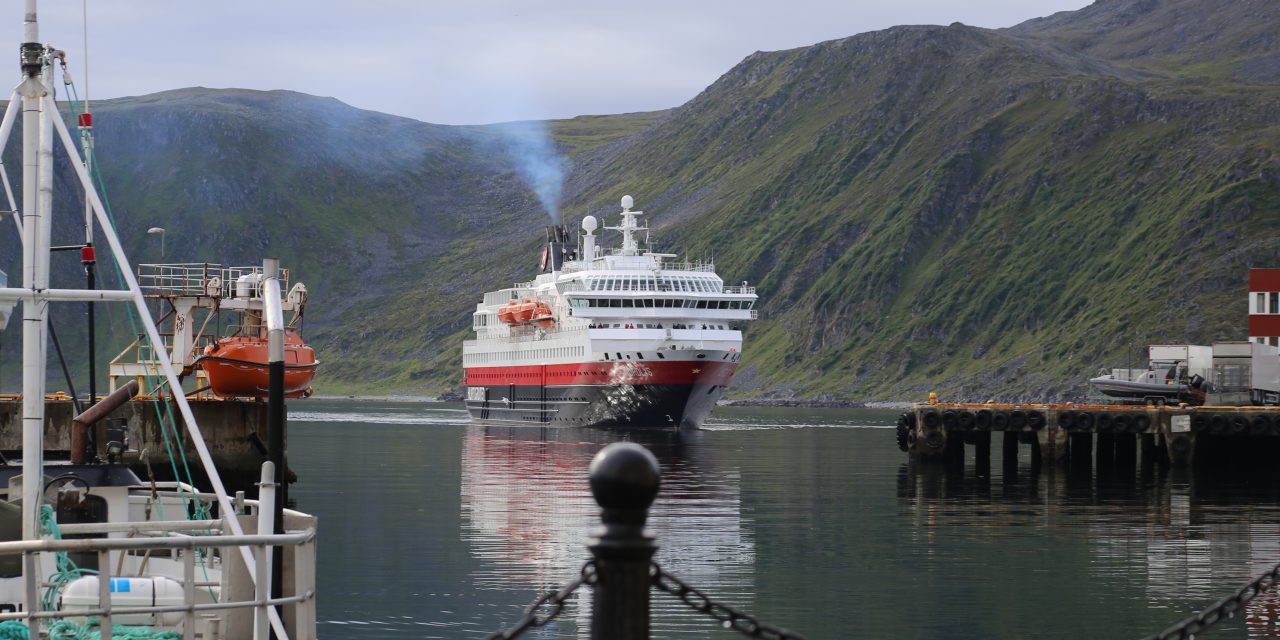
[582,215,598,232]
[621,195,634,210]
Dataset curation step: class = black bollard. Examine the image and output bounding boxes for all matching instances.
[589,442,661,640]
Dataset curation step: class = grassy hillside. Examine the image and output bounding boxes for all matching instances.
[2,0,1276,403]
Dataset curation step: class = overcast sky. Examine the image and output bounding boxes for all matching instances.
[26,1,1090,126]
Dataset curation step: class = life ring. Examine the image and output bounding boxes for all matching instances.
[539,245,550,271]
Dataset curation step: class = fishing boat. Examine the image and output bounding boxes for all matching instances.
[462,195,758,429]
[0,3,316,637]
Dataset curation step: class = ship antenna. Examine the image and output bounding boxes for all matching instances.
[604,194,646,257]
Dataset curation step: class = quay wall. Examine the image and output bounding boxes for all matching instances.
[0,397,281,492]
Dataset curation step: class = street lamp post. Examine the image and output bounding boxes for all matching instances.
[146,226,165,261]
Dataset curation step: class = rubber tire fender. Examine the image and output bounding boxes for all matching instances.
[957,411,975,430]
[1133,414,1152,433]
[1209,414,1228,434]
[1112,413,1132,433]
[1252,414,1274,436]
[922,411,941,431]
[1057,411,1075,431]
[1075,412,1095,430]
[942,411,959,430]
[991,411,1010,431]
[975,410,992,431]
[1009,410,1027,430]
[1191,414,1210,433]
[1095,412,1113,433]
[1026,411,1046,431]
[1230,414,1249,435]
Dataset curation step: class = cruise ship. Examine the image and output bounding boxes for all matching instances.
[463,196,758,428]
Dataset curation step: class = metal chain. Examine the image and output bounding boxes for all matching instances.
[651,562,808,640]
[1143,560,1280,640]
[487,560,598,640]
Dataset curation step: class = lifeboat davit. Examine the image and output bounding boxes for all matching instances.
[199,329,319,399]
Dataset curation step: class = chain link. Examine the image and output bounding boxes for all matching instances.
[1143,561,1280,640]
[651,562,808,640]
[487,560,598,640]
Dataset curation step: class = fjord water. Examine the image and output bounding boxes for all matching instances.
[287,400,1280,639]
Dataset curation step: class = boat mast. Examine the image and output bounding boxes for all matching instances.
[19,0,51,541]
[604,194,645,256]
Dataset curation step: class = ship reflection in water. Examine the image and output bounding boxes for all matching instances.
[899,461,1280,639]
[460,425,753,636]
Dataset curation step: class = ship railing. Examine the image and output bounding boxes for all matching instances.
[136,263,290,299]
[655,261,717,272]
[469,326,589,345]
[0,474,317,639]
[722,285,756,295]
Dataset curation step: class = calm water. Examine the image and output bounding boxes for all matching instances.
[286,400,1280,639]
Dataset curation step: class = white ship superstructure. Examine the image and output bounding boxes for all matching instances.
[463,196,757,428]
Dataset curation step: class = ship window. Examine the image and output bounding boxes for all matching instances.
[643,299,654,308]
[622,299,633,307]
[1258,292,1266,313]
[697,301,708,309]
[1272,293,1279,314]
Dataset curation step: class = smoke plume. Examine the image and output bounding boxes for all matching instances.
[493,121,567,223]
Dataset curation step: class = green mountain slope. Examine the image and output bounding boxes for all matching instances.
[2,0,1277,403]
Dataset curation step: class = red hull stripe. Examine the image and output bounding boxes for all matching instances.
[465,360,737,386]
[1250,268,1280,292]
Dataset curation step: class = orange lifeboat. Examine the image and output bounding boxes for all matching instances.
[199,329,319,399]
[497,303,517,325]
[512,298,537,324]
[530,301,555,328]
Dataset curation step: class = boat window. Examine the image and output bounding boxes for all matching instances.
[622,299,634,307]
[697,301,708,309]
[643,299,654,307]
[1259,292,1266,313]
[609,299,621,308]
[1272,292,1279,314]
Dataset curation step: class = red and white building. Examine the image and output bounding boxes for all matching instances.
[1248,268,1280,347]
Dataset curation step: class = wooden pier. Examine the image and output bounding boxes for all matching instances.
[899,400,1280,468]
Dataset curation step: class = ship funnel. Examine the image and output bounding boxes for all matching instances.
[541,223,577,273]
